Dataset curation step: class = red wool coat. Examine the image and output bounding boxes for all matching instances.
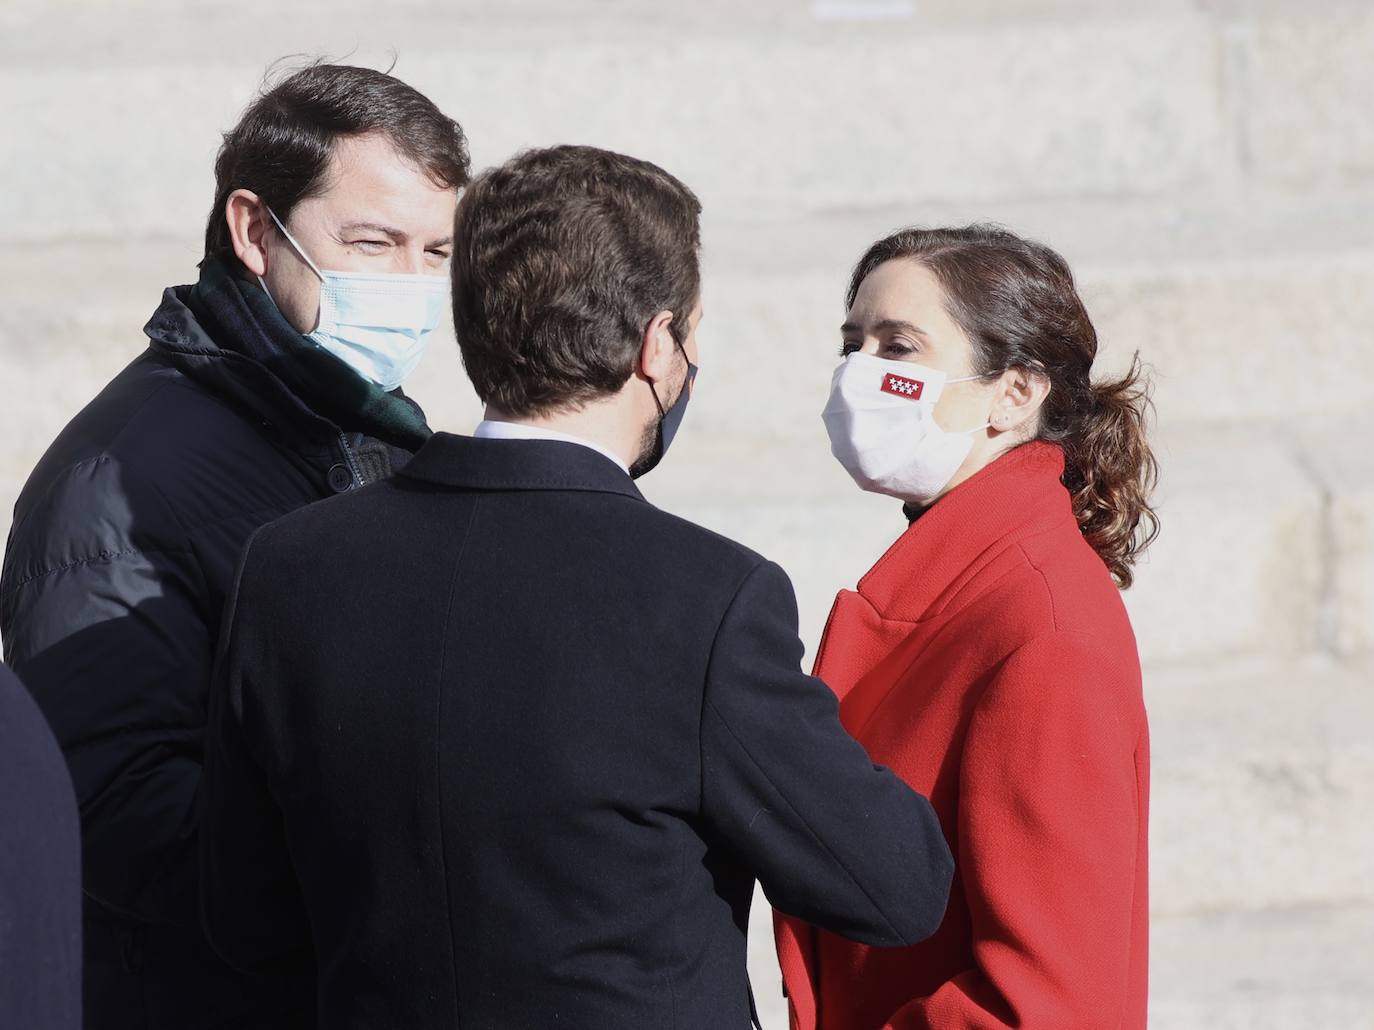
[776,442,1149,1030]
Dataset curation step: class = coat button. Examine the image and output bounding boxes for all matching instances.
[327,463,354,493]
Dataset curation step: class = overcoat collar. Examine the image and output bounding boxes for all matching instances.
[397,432,647,502]
[849,441,1074,624]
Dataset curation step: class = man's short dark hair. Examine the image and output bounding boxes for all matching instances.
[204,61,471,260]
[452,145,702,417]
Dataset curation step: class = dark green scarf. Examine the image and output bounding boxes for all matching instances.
[187,255,431,451]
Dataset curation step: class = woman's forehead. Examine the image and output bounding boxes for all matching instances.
[849,260,958,333]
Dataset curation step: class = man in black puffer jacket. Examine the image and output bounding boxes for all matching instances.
[0,63,469,1029]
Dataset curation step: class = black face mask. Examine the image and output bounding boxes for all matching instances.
[629,347,698,480]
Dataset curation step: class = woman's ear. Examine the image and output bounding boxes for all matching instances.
[989,367,1051,434]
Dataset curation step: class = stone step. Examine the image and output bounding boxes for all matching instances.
[1145,655,1374,916]
[1,0,1206,24]
[0,6,1266,239]
[6,3,1371,241]
[1149,904,1374,1030]
[748,903,1374,1029]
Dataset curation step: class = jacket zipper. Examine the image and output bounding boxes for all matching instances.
[337,432,365,488]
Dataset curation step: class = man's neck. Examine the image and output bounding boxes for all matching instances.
[482,402,640,470]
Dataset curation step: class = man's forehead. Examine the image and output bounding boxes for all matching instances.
[311,134,457,228]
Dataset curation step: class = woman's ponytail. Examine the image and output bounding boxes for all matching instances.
[1061,355,1160,589]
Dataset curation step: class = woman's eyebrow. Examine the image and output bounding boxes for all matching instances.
[840,319,928,337]
[873,319,927,337]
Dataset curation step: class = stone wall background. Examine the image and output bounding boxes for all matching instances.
[2,1,1370,1025]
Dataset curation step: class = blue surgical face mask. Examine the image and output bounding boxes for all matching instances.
[261,207,447,391]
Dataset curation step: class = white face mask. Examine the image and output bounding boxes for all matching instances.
[822,351,990,506]
[262,208,447,391]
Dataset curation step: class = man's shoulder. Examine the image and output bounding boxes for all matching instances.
[635,500,768,570]
[4,351,301,582]
[249,475,772,595]
[16,350,250,505]
[80,352,275,471]
[4,357,189,572]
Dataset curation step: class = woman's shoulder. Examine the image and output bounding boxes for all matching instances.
[1006,516,1137,639]
[955,524,1144,713]
[945,517,1130,637]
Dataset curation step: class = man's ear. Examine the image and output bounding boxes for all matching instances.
[637,310,678,383]
[989,367,1051,434]
[225,189,271,277]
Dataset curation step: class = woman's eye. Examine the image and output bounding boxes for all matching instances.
[840,341,861,356]
[883,339,916,356]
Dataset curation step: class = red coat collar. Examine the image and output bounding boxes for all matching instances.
[851,441,1074,624]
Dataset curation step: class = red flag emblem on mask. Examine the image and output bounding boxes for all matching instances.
[880,373,925,400]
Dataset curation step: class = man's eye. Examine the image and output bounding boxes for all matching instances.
[351,240,389,252]
[427,249,452,261]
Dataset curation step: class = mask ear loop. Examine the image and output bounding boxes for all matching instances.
[257,206,327,318]
[648,337,692,420]
[264,206,326,281]
[941,372,994,435]
[648,381,667,420]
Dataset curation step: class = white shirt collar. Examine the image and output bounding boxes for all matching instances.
[473,420,631,476]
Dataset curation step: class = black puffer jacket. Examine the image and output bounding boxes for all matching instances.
[0,260,431,1029]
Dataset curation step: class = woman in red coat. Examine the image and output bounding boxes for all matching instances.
[776,225,1158,1029]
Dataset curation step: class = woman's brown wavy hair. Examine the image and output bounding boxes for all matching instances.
[848,224,1160,588]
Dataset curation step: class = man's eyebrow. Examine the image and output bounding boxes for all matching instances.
[338,221,407,242]
[337,223,453,249]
